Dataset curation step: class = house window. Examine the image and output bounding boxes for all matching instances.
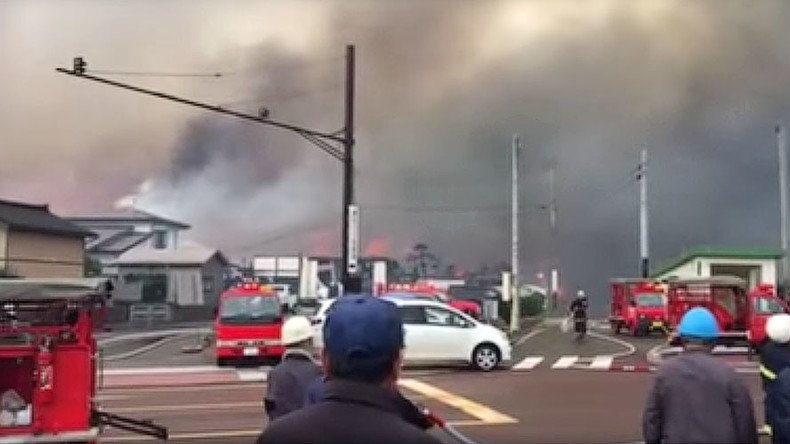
[203,277,214,294]
[153,231,167,249]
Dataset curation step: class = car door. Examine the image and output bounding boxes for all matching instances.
[398,305,429,361]
[421,305,475,361]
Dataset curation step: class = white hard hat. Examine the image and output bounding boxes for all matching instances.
[281,316,313,346]
[766,314,790,344]
[577,290,586,298]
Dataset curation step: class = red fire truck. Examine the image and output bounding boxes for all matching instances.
[609,279,668,336]
[0,279,166,443]
[666,276,789,348]
[214,282,286,366]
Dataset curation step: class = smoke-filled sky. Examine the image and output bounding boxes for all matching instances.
[2,0,790,307]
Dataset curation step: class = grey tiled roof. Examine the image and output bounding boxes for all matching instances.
[0,199,94,238]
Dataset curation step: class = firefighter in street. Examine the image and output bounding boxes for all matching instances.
[264,315,322,421]
[759,313,790,440]
[642,306,757,444]
[568,290,588,340]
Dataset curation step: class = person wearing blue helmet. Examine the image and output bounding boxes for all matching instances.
[642,307,757,444]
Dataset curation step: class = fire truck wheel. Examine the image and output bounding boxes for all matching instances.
[472,344,501,371]
[216,358,231,367]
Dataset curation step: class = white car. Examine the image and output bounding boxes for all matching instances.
[311,295,511,371]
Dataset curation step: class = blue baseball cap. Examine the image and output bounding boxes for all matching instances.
[323,295,404,361]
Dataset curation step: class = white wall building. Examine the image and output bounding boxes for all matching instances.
[653,247,783,290]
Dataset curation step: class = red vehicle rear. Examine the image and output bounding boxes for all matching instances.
[666,277,789,348]
[214,282,285,366]
[609,279,668,336]
[0,279,166,443]
[385,283,482,319]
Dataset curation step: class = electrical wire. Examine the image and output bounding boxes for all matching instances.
[87,69,232,78]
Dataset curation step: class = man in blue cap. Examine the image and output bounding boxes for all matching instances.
[257,295,442,444]
[642,306,757,444]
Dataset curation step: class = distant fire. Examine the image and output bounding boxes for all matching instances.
[364,238,392,256]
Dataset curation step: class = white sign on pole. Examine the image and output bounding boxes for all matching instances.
[347,204,360,274]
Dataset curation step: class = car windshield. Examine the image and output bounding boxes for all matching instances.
[754,296,785,315]
[219,295,279,324]
[635,293,665,307]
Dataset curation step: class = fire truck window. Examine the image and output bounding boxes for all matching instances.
[634,293,664,307]
[754,297,784,315]
[219,296,279,324]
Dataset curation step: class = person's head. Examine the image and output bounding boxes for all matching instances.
[677,306,718,351]
[576,290,586,299]
[281,315,314,351]
[766,313,790,344]
[321,295,404,387]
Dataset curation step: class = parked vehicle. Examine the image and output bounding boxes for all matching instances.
[0,279,166,443]
[665,277,789,348]
[385,283,482,318]
[213,282,285,366]
[609,279,668,336]
[311,295,511,371]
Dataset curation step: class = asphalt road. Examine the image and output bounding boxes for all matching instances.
[95,324,769,444]
[97,367,768,444]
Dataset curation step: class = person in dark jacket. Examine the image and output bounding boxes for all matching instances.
[257,295,441,444]
[767,367,790,444]
[304,374,433,430]
[759,313,790,440]
[642,307,757,444]
[264,315,322,421]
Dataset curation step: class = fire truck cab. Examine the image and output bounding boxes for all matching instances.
[609,279,668,336]
[666,276,789,348]
[213,282,285,366]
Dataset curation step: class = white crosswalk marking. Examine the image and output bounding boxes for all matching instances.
[589,355,614,370]
[551,355,579,369]
[512,356,544,370]
[236,370,267,382]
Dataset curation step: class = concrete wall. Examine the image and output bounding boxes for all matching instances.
[201,254,226,310]
[5,230,84,278]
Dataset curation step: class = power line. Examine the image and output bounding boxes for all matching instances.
[360,203,549,213]
[87,69,232,78]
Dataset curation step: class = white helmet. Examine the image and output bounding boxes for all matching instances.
[577,290,586,299]
[281,316,313,346]
[766,314,790,344]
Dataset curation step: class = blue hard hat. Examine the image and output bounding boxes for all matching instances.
[323,295,404,361]
[677,307,719,340]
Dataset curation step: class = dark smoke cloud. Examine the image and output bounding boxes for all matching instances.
[3,1,790,313]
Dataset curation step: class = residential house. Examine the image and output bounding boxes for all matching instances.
[0,199,94,278]
[67,209,190,275]
[112,241,229,321]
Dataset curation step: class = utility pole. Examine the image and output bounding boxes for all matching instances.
[548,166,559,312]
[637,149,650,278]
[342,45,358,290]
[777,125,789,292]
[510,134,521,333]
[57,45,359,291]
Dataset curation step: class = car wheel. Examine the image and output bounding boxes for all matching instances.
[472,344,500,371]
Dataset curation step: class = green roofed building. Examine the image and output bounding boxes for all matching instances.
[652,246,783,290]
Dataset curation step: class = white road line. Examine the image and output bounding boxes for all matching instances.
[236,370,268,382]
[515,328,546,346]
[587,331,637,358]
[589,355,614,370]
[551,356,579,369]
[102,366,222,376]
[512,356,544,370]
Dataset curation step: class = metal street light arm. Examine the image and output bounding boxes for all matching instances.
[54,66,347,151]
